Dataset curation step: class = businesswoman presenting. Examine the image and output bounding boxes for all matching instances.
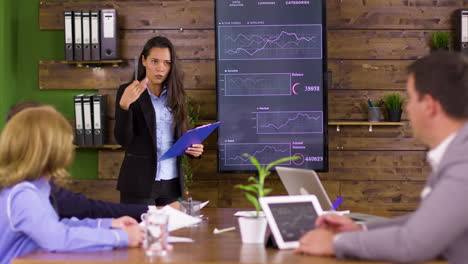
[115,36,203,206]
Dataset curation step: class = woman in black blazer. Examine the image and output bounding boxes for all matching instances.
[115,36,204,206]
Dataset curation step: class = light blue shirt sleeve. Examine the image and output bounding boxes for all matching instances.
[8,186,128,252]
[60,217,113,229]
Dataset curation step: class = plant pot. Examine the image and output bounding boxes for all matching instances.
[238,216,267,244]
[432,47,449,52]
[368,107,381,122]
[387,109,402,122]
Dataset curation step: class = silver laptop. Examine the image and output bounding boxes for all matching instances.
[276,166,389,222]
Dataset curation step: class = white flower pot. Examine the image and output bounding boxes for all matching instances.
[238,216,267,244]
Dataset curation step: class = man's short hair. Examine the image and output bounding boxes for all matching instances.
[408,52,468,119]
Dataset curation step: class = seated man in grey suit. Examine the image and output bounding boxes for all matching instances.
[296,51,468,264]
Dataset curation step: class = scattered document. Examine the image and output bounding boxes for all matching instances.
[199,200,209,210]
[322,210,350,216]
[161,205,202,231]
[168,236,194,243]
[142,205,201,231]
[234,211,265,218]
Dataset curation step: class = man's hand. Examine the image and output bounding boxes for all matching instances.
[111,216,139,229]
[316,213,362,233]
[122,224,145,247]
[295,229,335,256]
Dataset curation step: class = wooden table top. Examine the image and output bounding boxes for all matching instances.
[13,208,446,264]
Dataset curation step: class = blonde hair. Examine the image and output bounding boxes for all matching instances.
[0,107,74,189]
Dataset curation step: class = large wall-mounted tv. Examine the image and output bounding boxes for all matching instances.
[216,0,328,172]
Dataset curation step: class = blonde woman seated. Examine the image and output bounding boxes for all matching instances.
[0,107,144,264]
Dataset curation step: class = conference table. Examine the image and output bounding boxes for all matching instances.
[13,208,447,264]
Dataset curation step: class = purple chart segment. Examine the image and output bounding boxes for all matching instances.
[225,143,291,166]
[256,111,323,134]
[219,24,322,60]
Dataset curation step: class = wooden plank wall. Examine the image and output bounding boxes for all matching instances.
[39,0,466,216]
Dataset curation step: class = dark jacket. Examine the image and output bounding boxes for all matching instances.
[114,83,185,197]
[50,184,147,221]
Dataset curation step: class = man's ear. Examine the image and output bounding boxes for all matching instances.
[423,94,438,118]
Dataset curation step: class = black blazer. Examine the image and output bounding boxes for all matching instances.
[114,83,185,197]
[51,184,147,220]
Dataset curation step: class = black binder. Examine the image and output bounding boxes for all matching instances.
[100,9,119,60]
[82,94,94,146]
[90,11,100,60]
[73,11,83,61]
[82,11,91,61]
[91,94,107,146]
[64,11,74,61]
[73,94,85,146]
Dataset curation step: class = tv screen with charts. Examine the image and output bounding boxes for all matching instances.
[216,0,328,172]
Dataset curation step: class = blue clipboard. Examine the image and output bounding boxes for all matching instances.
[159,121,221,161]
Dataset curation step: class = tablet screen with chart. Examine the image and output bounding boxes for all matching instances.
[269,201,318,242]
[216,0,328,172]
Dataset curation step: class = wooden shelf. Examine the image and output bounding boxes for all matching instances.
[328,121,406,132]
[62,60,124,68]
[75,144,122,150]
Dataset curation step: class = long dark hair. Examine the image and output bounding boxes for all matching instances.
[134,36,188,134]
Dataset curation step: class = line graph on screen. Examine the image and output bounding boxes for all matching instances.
[219,24,322,60]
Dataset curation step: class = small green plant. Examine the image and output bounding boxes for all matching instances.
[383,92,405,110]
[182,95,201,198]
[431,32,450,49]
[235,154,300,218]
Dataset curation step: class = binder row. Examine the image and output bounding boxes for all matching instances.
[64,9,119,62]
[74,94,107,146]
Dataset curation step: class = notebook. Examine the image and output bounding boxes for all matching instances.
[275,166,389,222]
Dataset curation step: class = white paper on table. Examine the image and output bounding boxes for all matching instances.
[199,200,209,210]
[160,205,202,231]
[168,236,194,243]
[141,205,201,231]
[322,210,350,216]
[233,211,265,217]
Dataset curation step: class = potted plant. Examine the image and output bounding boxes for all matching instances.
[182,95,201,199]
[235,154,299,243]
[431,31,450,51]
[383,92,405,122]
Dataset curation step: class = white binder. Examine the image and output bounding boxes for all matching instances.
[82,11,91,61]
[73,94,85,146]
[91,11,100,60]
[64,11,74,61]
[73,11,83,61]
[82,95,93,146]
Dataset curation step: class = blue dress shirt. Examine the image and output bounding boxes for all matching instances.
[0,178,128,264]
[147,88,177,181]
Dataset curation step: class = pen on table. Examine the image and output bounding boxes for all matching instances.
[213,226,236,234]
[331,196,344,210]
[134,56,138,81]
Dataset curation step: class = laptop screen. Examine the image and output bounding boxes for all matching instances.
[276,166,333,210]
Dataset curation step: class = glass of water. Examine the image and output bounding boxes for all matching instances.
[181,199,201,218]
[142,210,169,256]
